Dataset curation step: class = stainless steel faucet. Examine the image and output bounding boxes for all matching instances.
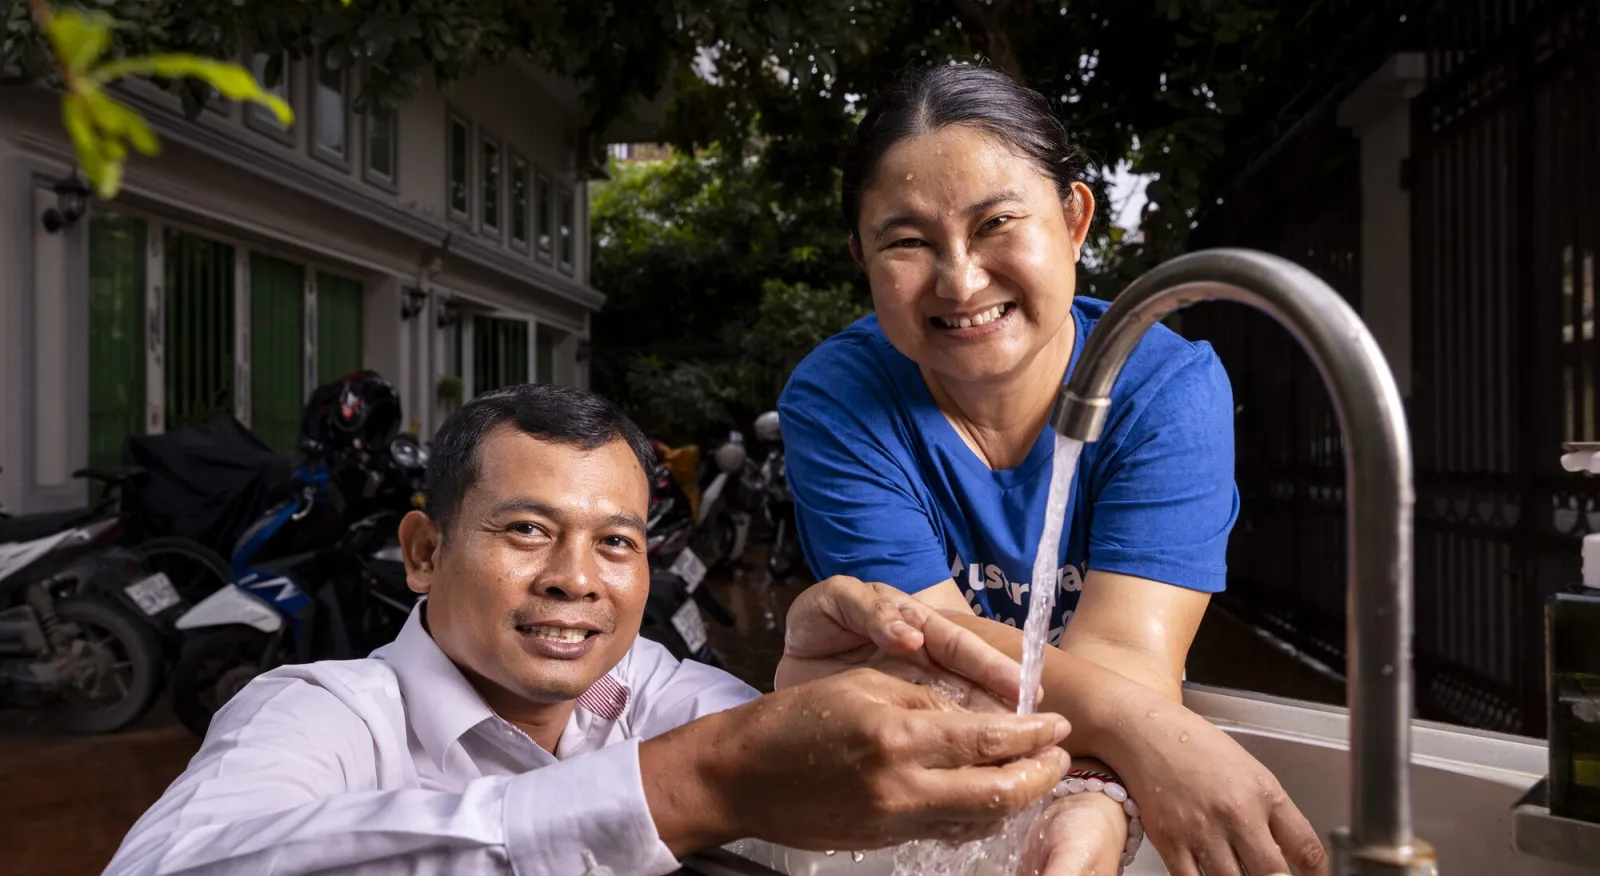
[1051,248,1434,875]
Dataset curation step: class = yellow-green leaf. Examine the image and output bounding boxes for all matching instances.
[83,90,160,156]
[93,54,294,127]
[62,92,120,198]
[45,9,114,76]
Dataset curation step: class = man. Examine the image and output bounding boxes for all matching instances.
[106,384,1075,875]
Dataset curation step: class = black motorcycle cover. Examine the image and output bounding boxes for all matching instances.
[121,416,295,555]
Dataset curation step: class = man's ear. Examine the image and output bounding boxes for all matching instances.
[398,510,442,595]
[848,234,864,266]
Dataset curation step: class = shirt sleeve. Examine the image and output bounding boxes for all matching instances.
[622,638,762,739]
[103,674,683,876]
[779,362,955,594]
[1084,344,1239,592]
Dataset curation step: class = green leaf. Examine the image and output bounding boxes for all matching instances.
[45,9,113,76]
[93,54,293,126]
[61,91,123,199]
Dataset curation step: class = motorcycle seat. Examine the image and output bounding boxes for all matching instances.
[0,508,93,544]
[72,465,146,485]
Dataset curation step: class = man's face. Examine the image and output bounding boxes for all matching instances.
[400,427,650,710]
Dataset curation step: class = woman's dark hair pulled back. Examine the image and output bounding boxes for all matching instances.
[841,63,1086,238]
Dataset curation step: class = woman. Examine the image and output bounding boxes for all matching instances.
[777,64,1327,876]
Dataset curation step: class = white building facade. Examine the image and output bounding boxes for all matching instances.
[1,56,616,514]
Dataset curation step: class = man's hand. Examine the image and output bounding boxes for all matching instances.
[641,668,1072,855]
[775,576,1026,711]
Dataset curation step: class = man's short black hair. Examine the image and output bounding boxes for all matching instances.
[424,383,656,539]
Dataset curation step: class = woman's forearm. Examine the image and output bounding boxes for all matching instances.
[942,612,1184,773]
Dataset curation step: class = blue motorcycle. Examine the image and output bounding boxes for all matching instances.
[167,433,426,738]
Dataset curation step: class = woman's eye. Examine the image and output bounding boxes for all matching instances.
[980,215,1012,233]
[888,237,925,249]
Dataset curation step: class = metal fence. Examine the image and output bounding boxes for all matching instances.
[1185,0,1600,737]
[1184,96,1361,711]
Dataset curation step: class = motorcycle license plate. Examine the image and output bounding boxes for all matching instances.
[125,572,181,616]
[670,599,709,655]
[670,548,708,593]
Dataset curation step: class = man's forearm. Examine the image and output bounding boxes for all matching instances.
[943,613,1182,772]
[640,711,744,857]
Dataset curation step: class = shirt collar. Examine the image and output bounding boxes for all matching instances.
[381,601,634,766]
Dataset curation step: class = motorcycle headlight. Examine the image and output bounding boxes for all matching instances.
[390,438,427,470]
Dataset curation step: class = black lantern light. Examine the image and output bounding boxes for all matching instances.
[41,174,91,234]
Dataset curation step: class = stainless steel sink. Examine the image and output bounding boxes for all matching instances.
[679,685,1592,876]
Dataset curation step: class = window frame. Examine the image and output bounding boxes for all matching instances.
[245,51,296,146]
[535,168,554,264]
[480,130,504,239]
[557,183,575,275]
[309,49,352,170]
[446,109,473,224]
[361,99,399,193]
[509,151,531,253]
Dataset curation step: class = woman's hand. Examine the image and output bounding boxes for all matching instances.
[1020,792,1129,876]
[1111,701,1324,876]
[775,576,1026,711]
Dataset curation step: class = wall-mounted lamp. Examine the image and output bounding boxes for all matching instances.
[400,286,429,321]
[436,298,462,329]
[41,174,91,234]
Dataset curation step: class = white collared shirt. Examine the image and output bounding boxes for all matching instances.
[105,604,761,876]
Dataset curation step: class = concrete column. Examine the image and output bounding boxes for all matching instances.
[1337,53,1428,398]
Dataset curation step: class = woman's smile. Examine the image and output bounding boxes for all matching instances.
[929,301,1019,339]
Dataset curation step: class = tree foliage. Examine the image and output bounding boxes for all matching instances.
[590,148,866,443]
[6,1,1372,251]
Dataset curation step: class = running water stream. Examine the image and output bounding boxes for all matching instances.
[892,434,1087,876]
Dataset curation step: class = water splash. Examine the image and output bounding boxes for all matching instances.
[1016,434,1084,716]
[892,436,1085,876]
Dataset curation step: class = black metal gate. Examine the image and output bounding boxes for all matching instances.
[1409,0,1600,736]
[1183,96,1361,704]
[1184,0,1600,737]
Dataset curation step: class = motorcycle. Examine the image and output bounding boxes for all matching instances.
[640,545,734,669]
[647,434,751,573]
[0,515,171,733]
[750,411,803,579]
[167,431,429,737]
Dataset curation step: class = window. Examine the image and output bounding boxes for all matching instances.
[535,170,553,263]
[311,51,348,166]
[246,52,293,143]
[510,154,530,251]
[558,185,575,273]
[447,113,471,220]
[481,134,502,236]
[363,103,397,190]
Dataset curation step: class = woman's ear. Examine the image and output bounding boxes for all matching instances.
[1064,181,1097,259]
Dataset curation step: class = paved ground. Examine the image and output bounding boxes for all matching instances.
[0,552,1343,875]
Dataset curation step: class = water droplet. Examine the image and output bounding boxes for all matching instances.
[852,851,866,862]
[825,850,836,856]
[1382,664,1394,676]
[821,710,832,719]
[1147,710,1159,719]
[1179,731,1190,743]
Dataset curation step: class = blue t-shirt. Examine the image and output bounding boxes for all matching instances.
[778,296,1238,645]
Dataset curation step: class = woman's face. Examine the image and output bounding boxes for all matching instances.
[855,125,1095,386]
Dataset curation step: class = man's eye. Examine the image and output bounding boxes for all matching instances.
[601,535,637,550]
[508,522,543,537]
[888,237,926,249]
[979,215,1012,232]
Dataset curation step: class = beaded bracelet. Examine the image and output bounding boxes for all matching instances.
[1051,768,1144,874]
